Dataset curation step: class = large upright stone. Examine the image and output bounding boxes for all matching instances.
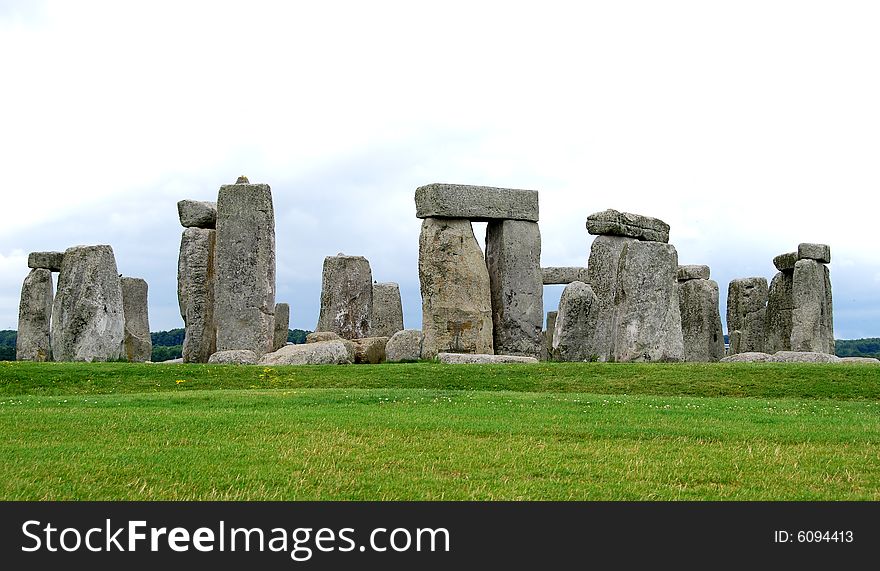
[678,278,724,362]
[542,267,590,285]
[587,209,670,243]
[51,245,125,362]
[791,259,834,353]
[726,277,768,355]
[418,218,493,358]
[121,277,152,362]
[177,200,217,229]
[765,271,794,354]
[178,227,216,363]
[552,281,600,362]
[16,268,53,361]
[612,241,684,362]
[543,311,557,361]
[415,183,539,222]
[27,251,64,272]
[273,302,290,351]
[215,178,276,356]
[316,254,373,340]
[486,220,543,358]
[587,235,636,361]
[370,282,404,338]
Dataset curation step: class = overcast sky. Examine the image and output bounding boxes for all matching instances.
[1,1,878,339]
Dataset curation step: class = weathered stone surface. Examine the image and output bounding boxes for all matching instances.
[121,277,152,363]
[677,265,710,282]
[840,357,880,364]
[370,282,404,338]
[208,349,258,364]
[273,303,289,351]
[16,268,53,361]
[726,277,768,355]
[307,331,341,343]
[215,179,276,356]
[769,351,841,363]
[552,282,600,362]
[773,252,797,272]
[437,353,538,364]
[797,243,831,264]
[178,228,216,363]
[486,220,543,358]
[612,241,684,362]
[586,209,670,243]
[385,329,423,362]
[720,352,772,363]
[543,311,557,361]
[415,183,539,222]
[316,254,373,340]
[419,218,493,358]
[351,336,389,364]
[587,235,637,361]
[541,267,590,285]
[678,278,724,362]
[765,271,794,354]
[258,341,351,365]
[177,200,217,229]
[50,245,125,362]
[791,259,834,353]
[27,251,64,272]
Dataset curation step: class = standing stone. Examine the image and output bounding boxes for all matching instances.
[485,220,543,358]
[27,251,64,272]
[16,268,53,361]
[50,245,125,362]
[765,271,794,354]
[215,178,276,356]
[178,227,216,363]
[370,282,404,338]
[587,235,637,361]
[678,278,724,362]
[316,254,373,340]
[726,277,768,355]
[612,241,684,362]
[415,183,539,221]
[552,281,600,362]
[121,277,152,362]
[791,259,834,353]
[418,218,493,358]
[543,311,557,361]
[273,302,290,351]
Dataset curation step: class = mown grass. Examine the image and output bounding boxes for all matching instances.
[1,362,878,500]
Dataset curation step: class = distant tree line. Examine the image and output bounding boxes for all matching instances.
[835,338,880,359]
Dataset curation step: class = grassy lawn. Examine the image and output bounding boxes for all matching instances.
[1,362,878,500]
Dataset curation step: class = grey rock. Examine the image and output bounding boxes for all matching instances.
[414,183,539,222]
[258,340,352,365]
[797,243,831,264]
[51,245,125,362]
[27,251,64,272]
[543,311,557,361]
[370,282,404,338]
[726,277,768,354]
[773,252,798,272]
[586,209,670,243]
[791,259,834,354]
[552,282,600,362]
[678,278,724,362]
[840,357,880,364]
[177,200,217,229]
[307,331,341,343]
[316,254,373,339]
[178,228,216,363]
[764,271,794,354]
[16,268,53,361]
[486,220,543,358]
[587,235,637,361]
[121,277,152,362]
[208,349,258,365]
[215,179,276,356]
[351,336,389,364]
[418,218,494,358]
[273,303,290,351]
[162,358,184,364]
[541,267,590,285]
[385,329,424,362]
[769,351,841,363]
[720,352,772,363]
[437,353,539,364]
[677,265,710,282]
[612,241,684,362]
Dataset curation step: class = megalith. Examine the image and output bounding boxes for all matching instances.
[541,267,590,285]
[121,277,152,362]
[552,281,600,362]
[726,277,768,354]
[27,251,64,272]
[177,200,217,229]
[370,282,404,338]
[587,234,636,361]
[415,183,539,221]
[543,310,557,361]
[178,227,216,363]
[16,268,53,361]
[791,257,834,353]
[273,302,290,351]
[316,254,373,339]
[677,268,724,362]
[765,266,794,354]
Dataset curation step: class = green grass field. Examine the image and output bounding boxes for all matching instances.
[1,361,878,500]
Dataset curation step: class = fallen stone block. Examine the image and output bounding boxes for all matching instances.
[385,329,423,362]
[768,351,841,363]
[720,352,772,363]
[437,353,538,364]
[351,336,390,364]
[258,341,352,365]
[840,357,880,364]
[208,349,258,364]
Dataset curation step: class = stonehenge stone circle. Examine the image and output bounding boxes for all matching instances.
[415,183,539,222]
[587,209,670,243]
[385,329,424,362]
[587,234,636,361]
[351,336,389,364]
[543,311,557,361]
[677,264,710,282]
[178,227,216,363]
[370,282,404,338]
[541,267,590,285]
[552,282,600,362]
[16,268,53,361]
[765,269,794,354]
[27,251,64,272]
[418,217,494,358]
[438,353,539,364]
[215,178,276,356]
[273,302,290,351]
[177,200,217,229]
[208,349,258,365]
[258,341,351,365]
[791,258,834,353]
[121,277,152,362]
[51,245,125,362]
[486,219,543,358]
[316,254,373,339]
[726,277,768,355]
[798,242,831,264]
[678,277,724,362]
